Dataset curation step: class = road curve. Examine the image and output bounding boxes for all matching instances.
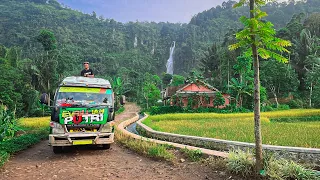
[0,103,236,180]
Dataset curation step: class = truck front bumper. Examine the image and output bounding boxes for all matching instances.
[49,132,114,146]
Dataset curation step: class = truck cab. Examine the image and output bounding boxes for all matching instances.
[41,76,117,153]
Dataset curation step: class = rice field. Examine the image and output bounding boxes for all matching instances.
[143,109,320,148]
[18,117,50,129]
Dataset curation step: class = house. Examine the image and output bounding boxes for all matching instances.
[163,81,230,109]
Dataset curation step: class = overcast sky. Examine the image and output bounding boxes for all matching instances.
[56,0,287,23]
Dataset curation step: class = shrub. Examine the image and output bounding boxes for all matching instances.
[226,150,254,177]
[262,105,274,112]
[227,150,319,179]
[149,106,184,115]
[0,129,48,153]
[287,99,304,109]
[0,151,9,167]
[181,148,203,161]
[148,105,250,115]
[0,108,19,141]
[266,157,318,180]
[115,129,174,161]
[277,104,290,110]
[270,116,320,123]
[147,145,174,160]
[0,129,49,167]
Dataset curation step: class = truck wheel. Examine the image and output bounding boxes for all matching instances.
[53,146,63,154]
[102,144,111,149]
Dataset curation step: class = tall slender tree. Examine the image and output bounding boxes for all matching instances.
[230,0,291,174]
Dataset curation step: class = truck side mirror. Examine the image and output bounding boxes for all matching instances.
[40,93,49,105]
[120,95,126,105]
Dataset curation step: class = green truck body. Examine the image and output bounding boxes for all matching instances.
[43,76,116,153]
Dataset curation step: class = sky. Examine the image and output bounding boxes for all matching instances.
[56,0,229,23]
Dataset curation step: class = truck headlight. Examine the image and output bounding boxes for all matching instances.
[50,121,64,134]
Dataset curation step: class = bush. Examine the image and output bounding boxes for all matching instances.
[227,150,319,179]
[266,157,318,180]
[149,106,184,115]
[0,108,19,141]
[0,129,48,153]
[181,148,203,161]
[147,145,174,160]
[262,105,274,112]
[0,128,49,167]
[148,105,251,115]
[262,104,290,112]
[115,129,174,161]
[0,151,9,167]
[227,150,254,177]
[277,104,290,110]
[287,99,304,109]
[270,116,320,123]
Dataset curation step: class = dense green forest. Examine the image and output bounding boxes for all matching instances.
[0,0,319,117]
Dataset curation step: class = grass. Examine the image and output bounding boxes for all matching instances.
[143,109,320,148]
[181,148,203,161]
[227,149,319,179]
[115,128,174,161]
[0,116,50,168]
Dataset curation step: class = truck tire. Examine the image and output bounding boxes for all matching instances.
[53,146,63,154]
[102,144,111,149]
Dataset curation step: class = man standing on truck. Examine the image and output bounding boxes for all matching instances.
[81,62,94,77]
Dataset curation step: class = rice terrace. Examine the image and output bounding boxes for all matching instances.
[143,109,320,148]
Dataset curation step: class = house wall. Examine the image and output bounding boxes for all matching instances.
[178,95,229,109]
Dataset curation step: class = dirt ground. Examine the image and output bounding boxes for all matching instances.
[0,103,241,180]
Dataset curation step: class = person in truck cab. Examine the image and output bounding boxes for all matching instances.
[81,62,94,77]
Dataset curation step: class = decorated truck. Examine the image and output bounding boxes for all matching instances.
[40,76,122,153]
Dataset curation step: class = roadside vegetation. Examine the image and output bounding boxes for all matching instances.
[143,109,320,148]
[0,108,49,168]
[115,129,174,161]
[226,150,319,179]
[115,106,125,115]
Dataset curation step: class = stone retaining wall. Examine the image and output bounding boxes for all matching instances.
[137,115,320,165]
[117,113,228,158]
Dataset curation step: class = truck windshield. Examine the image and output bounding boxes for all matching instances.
[55,87,113,106]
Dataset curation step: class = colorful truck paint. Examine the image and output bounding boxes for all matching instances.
[60,108,108,125]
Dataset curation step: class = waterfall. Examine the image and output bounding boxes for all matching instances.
[166,41,175,75]
[134,36,138,48]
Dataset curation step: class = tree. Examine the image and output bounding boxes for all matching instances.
[230,0,291,174]
[6,47,20,68]
[305,54,320,107]
[213,91,225,108]
[260,59,299,108]
[36,29,57,51]
[200,43,219,80]
[162,73,173,87]
[229,78,252,108]
[36,29,58,106]
[171,75,185,87]
[143,73,161,109]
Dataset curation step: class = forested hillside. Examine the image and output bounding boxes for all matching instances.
[0,0,319,116]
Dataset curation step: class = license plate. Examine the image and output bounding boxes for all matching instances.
[73,140,93,145]
[69,129,97,133]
